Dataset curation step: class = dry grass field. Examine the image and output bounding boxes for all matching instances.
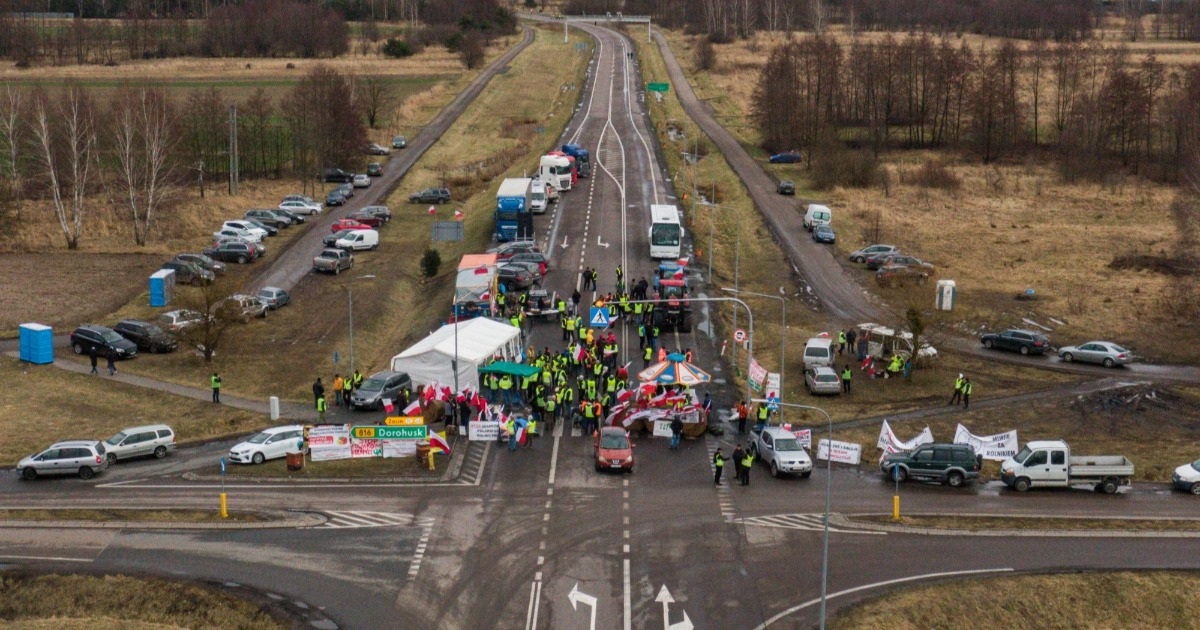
[0,574,285,629]
[828,571,1200,630]
[657,29,1200,364]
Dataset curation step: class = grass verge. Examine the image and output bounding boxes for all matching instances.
[0,573,284,629]
[828,571,1200,630]
[0,509,265,523]
[849,514,1200,532]
[218,454,435,479]
[0,356,264,466]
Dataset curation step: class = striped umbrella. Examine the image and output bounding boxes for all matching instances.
[636,352,711,386]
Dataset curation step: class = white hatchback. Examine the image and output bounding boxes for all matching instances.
[228,425,304,465]
[104,424,176,464]
[221,220,269,240]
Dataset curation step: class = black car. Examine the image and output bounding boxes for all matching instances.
[70,325,138,359]
[980,329,1051,356]
[113,319,177,354]
[337,183,355,199]
[408,187,451,204]
[360,205,392,223]
[204,241,258,264]
[244,209,290,229]
[175,252,226,275]
[324,229,354,246]
[366,163,383,177]
[777,179,795,195]
[243,218,279,237]
[275,209,306,225]
[497,264,536,290]
[326,190,347,207]
[323,168,354,183]
[880,443,981,487]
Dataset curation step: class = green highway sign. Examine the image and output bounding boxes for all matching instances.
[352,425,428,440]
[646,82,670,93]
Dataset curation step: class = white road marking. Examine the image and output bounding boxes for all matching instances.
[737,513,885,535]
[0,555,93,563]
[752,567,1015,629]
[623,557,632,630]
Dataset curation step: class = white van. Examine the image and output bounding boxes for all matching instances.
[803,337,835,368]
[103,424,176,464]
[804,204,832,231]
[336,229,379,251]
[530,179,548,214]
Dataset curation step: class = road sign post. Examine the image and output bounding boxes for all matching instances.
[589,306,610,328]
[219,457,227,519]
[351,425,428,440]
[647,82,670,93]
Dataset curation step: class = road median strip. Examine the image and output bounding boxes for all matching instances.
[0,508,326,529]
[837,513,1200,537]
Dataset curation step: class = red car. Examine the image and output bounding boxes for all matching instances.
[348,211,385,228]
[331,219,373,233]
[594,427,634,473]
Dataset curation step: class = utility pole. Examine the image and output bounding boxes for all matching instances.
[228,104,238,195]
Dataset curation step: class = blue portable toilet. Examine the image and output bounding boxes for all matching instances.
[18,323,53,365]
[150,269,175,307]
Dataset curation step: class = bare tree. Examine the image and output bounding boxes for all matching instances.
[355,76,394,130]
[176,282,241,363]
[30,85,97,250]
[810,0,827,35]
[110,86,178,246]
[0,85,24,219]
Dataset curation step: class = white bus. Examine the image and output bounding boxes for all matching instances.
[649,204,683,260]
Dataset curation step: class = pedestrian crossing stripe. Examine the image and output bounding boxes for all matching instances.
[737,513,884,535]
[589,306,610,327]
[309,511,434,529]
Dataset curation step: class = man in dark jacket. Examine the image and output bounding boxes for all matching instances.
[88,346,98,375]
[313,377,325,406]
[669,416,683,450]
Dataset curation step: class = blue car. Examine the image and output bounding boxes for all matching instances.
[769,152,801,164]
[812,224,836,244]
[326,190,347,206]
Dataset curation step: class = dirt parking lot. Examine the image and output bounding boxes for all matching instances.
[0,253,163,336]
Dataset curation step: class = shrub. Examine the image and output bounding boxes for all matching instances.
[812,145,880,190]
[912,160,962,190]
[421,248,442,279]
[382,38,415,58]
[695,37,716,72]
[459,32,485,69]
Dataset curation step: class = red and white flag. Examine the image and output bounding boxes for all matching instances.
[428,431,452,455]
[616,388,633,404]
[403,399,421,415]
[428,206,437,215]
[454,210,464,220]
[383,398,395,414]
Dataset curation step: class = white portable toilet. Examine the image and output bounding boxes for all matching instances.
[935,280,957,311]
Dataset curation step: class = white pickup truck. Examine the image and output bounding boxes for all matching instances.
[1000,440,1134,494]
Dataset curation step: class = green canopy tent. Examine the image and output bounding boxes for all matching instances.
[479,362,541,378]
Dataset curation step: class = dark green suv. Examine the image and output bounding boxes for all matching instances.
[880,443,981,487]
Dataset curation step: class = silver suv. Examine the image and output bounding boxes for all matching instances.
[350,370,412,411]
[103,424,176,464]
[18,440,108,480]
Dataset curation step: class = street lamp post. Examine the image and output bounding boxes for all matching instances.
[751,400,834,630]
[722,287,786,422]
[345,274,376,376]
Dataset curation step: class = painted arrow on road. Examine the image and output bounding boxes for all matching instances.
[655,585,693,630]
[561,235,570,249]
[568,583,598,630]
[597,236,609,248]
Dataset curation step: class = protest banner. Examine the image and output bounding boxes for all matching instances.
[816,439,862,465]
[953,424,1018,461]
[469,421,501,442]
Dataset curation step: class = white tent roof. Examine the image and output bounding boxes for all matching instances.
[390,318,522,387]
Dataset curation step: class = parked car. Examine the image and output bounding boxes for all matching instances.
[348,209,385,228]
[228,425,305,464]
[804,366,841,395]
[366,162,383,177]
[352,173,371,188]
[594,427,634,473]
[880,443,981,487]
[244,209,289,229]
[875,264,929,287]
[508,251,549,274]
[812,224,836,244]
[175,252,226,275]
[336,183,355,199]
[349,370,412,411]
[157,309,205,333]
[242,218,279,237]
[848,244,899,264]
[331,218,373,233]
[324,229,354,247]
[777,179,795,195]
[323,168,354,183]
[213,227,263,244]
[769,152,801,164]
[1057,341,1133,368]
[256,286,290,310]
[488,240,541,259]
[70,324,138,359]
[501,261,543,285]
[408,187,451,204]
[221,220,269,240]
[365,143,391,156]
[275,208,306,224]
[204,241,259,264]
[1171,458,1200,495]
[498,263,538,290]
[160,260,214,286]
[313,248,354,274]
[221,294,269,322]
[749,426,813,478]
[113,319,177,354]
[17,440,108,480]
[325,190,347,207]
[361,205,392,223]
[281,194,318,206]
[102,424,176,464]
[981,329,1051,355]
[866,253,933,272]
[392,135,408,149]
[278,199,322,215]
[335,229,379,251]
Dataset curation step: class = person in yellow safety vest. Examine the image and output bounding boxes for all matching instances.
[542,368,553,387]
[713,448,726,485]
[756,403,769,429]
[606,375,618,394]
[316,394,327,422]
[837,330,847,355]
[962,378,973,410]
[544,395,557,427]
[633,301,643,325]
[581,400,596,434]
[352,369,364,390]
[949,373,965,406]
[342,375,353,404]
[888,354,904,376]
[526,419,536,448]
[643,345,653,368]
[506,418,518,450]
[499,374,516,406]
[842,365,853,394]
[509,314,520,328]
[739,450,754,485]
[561,314,570,341]
[592,360,604,379]
[556,298,566,317]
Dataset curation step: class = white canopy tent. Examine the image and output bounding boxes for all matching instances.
[390,317,522,388]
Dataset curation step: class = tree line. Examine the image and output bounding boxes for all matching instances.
[751,35,1200,181]
[0,66,374,249]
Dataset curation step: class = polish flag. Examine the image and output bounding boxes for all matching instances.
[428,430,452,455]
[616,388,633,404]
[454,210,464,220]
[573,345,586,362]
[402,399,421,415]
[428,206,436,215]
[382,398,394,414]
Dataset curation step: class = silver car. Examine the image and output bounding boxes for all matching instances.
[848,244,898,264]
[103,424,176,464]
[1058,341,1133,368]
[749,427,814,478]
[804,366,842,395]
[17,440,108,480]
